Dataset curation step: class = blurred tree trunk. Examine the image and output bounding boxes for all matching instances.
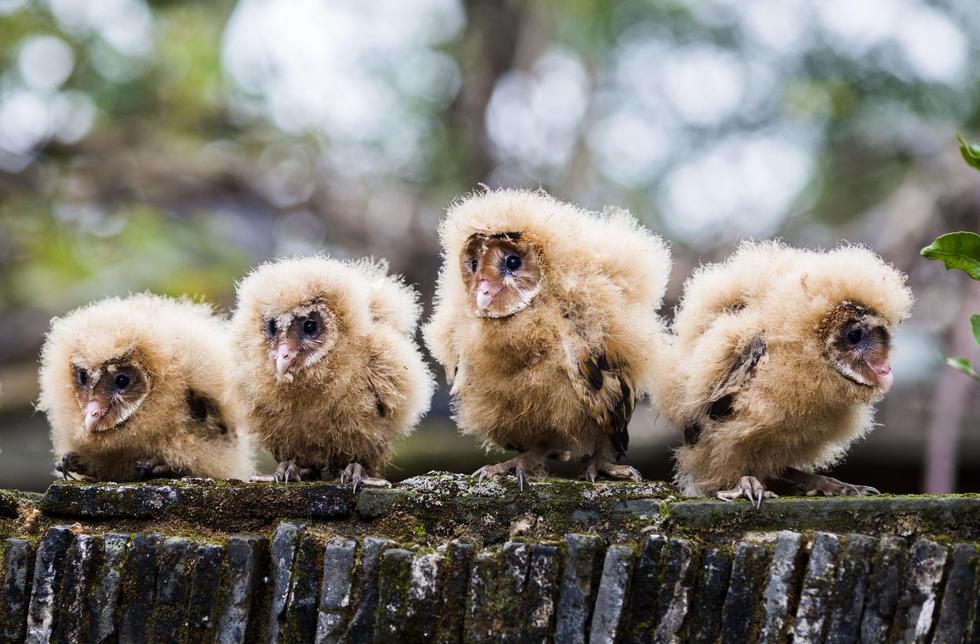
[924,286,980,493]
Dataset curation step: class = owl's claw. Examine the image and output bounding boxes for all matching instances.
[578,457,642,483]
[473,454,543,491]
[56,452,89,481]
[716,476,777,509]
[781,468,880,497]
[339,462,390,493]
[135,457,184,481]
[274,461,319,483]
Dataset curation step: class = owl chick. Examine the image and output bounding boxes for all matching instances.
[230,256,433,488]
[424,188,672,489]
[664,241,913,507]
[38,294,253,482]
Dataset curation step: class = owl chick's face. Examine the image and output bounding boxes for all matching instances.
[70,353,150,433]
[460,232,543,318]
[262,299,338,382]
[821,302,893,393]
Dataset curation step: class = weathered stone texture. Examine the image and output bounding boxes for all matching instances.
[0,475,978,642]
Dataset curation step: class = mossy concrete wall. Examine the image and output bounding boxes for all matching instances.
[0,473,978,642]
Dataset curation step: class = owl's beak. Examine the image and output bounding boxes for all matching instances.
[83,399,107,432]
[872,363,893,392]
[275,342,298,377]
[476,279,502,311]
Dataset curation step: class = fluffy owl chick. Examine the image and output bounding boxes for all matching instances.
[665,241,912,507]
[38,294,253,482]
[424,188,672,489]
[230,256,433,488]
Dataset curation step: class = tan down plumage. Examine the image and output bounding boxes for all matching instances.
[424,188,672,487]
[230,256,433,486]
[38,294,253,481]
[662,241,913,506]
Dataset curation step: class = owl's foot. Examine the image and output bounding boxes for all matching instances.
[56,452,91,481]
[474,454,545,492]
[274,460,320,483]
[781,468,880,497]
[715,476,777,509]
[339,462,390,493]
[135,457,185,481]
[578,457,642,483]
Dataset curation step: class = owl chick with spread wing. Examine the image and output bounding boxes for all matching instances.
[424,188,672,488]
[38,294,253,481]
[664,241,913,507]
[230,256,433,488]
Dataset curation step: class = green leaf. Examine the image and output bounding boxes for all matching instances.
[945,357,980,381]
[973,315,980,345]
[958,135,980,171]
[920,231,980,280]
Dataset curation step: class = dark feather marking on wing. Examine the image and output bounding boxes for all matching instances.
[705,333,766,423]
[684,422,702,446]
[609,375,635,457]
[185,390,229,436]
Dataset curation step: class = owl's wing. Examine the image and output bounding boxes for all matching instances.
[185,390,230,438]
[562,332,637,458]
[705,333,766,422]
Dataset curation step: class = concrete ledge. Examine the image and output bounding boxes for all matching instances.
[1,474,978,641]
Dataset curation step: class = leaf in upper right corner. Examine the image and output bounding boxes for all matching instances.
[958,135,980,171]
[945,357,980,381]
[920,231,980,280]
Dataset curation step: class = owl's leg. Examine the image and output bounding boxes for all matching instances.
[715,476,778,509]
[274,460,320,483]
[56,452,92,481]
[135,457,186,481]
[779,468,880,497]
[339,462,390,493]
[473,452,546,491]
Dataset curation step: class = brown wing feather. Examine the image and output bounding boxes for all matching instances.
[571,348,636,458]
[704,333,766,422]
[185,390,230,438]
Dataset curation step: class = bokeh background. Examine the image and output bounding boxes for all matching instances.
[1,0,978,493]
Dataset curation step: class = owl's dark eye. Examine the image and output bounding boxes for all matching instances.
[266,319,277,336]
[302,318,318,335]
[847,328,863,344]
[468,258,478,272]
[114,373,131,389]
[76,369,88,386]
[505,255,522,271]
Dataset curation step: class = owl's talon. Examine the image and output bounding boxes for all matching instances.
[578,457,642,483]
[716,476,776,509]
[275,460,319,484]
[340,462,389,492]
[781,468,878,497]
[56,452,88,480]
[473,454,543,491]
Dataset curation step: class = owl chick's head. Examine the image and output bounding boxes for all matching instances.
[818,301,894,393]
[460,231,543,318]
[233,256,381,384]
[38,294,186,438]
[786,245,912,399]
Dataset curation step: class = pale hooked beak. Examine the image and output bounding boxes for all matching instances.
[476,279,502,311]
[275,342,298,378]
[873,363,894,392]
[84,399,107,432]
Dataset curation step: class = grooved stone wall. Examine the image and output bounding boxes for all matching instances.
[0,474,978,643]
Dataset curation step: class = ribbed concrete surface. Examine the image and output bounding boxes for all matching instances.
[1,525,976,643]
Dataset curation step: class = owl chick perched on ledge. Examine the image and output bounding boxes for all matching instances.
[424,188,672,489]
[38,294,253,481]
[230,256,433,489]
[663,241,913,507]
